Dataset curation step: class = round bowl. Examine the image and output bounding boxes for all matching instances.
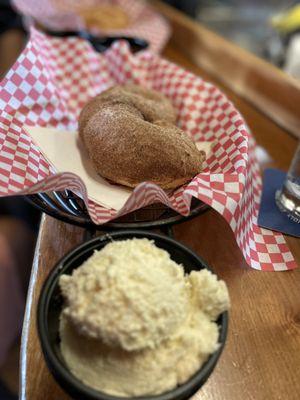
[37,230,228,400]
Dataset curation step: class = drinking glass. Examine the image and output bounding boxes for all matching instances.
[276,142,300,223]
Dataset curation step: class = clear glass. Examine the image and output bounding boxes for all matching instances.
[276,142,300,223]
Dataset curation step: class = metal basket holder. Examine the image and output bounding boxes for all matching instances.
[26,191,209,238]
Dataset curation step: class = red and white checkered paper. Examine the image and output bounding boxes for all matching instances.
[12,0,170,53]
[0,27,297,271]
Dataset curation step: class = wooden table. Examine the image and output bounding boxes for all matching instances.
[20,4,300,400]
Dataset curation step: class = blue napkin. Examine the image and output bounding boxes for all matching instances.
[258,168,300,238]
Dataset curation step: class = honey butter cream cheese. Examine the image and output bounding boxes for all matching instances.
[59,239,190,351]
[59,239,229,397]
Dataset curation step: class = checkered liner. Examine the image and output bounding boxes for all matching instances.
[12,0,170,53]
[0,27,297,271]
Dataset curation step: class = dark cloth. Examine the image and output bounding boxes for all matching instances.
[0,380,17,400]
[0,0,24,34]
[0,197,40,233]
[163,0,199,17]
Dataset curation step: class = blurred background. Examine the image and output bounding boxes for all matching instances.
[166,0,300,77]
[2,1,300,80]
[0,0,300,399]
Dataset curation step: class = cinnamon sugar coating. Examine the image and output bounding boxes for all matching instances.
[79,85,205,189]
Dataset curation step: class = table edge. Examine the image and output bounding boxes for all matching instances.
[19,214,46,400]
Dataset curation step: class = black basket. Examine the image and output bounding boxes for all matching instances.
[41,27,150,54]
[26,191,209,230]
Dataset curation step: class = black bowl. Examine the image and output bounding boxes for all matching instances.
[37,230,228,400]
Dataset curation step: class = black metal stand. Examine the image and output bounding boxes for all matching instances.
[26,190,209,237]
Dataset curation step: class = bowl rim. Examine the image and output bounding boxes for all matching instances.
[37,230,228,400]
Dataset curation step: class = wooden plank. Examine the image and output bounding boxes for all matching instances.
[20,39,300,400]
[152,0,300,139]
[20,216,300,400]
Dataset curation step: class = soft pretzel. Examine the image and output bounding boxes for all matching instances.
[79,85,205,189]
[79,5,129,30]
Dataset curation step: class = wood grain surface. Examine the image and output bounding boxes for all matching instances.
[20,7,300,400]
[152,0,300,140]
